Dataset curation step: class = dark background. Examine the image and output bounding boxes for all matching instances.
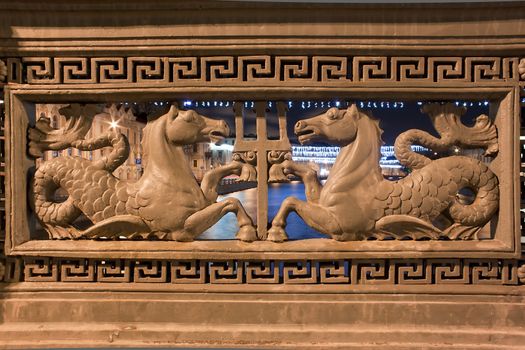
[137,100,490,146]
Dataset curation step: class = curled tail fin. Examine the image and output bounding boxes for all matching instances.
[28,104,100,158]
[394,103,498,171]
[33,159,82,232]
[423,103,498,156]
[447,157,499,228]
[29,103,130,172]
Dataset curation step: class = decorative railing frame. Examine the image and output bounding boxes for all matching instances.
[1,2,525,347]
[3,55,521,260]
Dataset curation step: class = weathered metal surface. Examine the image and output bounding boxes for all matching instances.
[0,0,524,348]
[269,104,499,241]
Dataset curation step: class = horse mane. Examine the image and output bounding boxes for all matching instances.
[141,110,167,167]
[141,120,153,167]
[360,109,384,146]
[141,103,180,163]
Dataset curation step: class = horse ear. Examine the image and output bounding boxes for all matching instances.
[169,103,179,118]
[346,104,361,119]
[147,103,176,122]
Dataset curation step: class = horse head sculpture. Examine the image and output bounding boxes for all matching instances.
[150,105,230,146]
[294,105,380,147]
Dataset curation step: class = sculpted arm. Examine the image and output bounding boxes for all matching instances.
[200,160,256,203]
[276,159,322,203]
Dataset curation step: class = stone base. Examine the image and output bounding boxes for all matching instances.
[1,283,525,348]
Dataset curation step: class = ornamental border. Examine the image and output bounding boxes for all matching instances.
[3,257,523,285]
[4,56,521,86]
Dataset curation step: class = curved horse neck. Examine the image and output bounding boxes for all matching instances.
[325,117,383,191]
[141,117,197,185]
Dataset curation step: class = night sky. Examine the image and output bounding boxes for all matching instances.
[185,100,489,146]
[133,100,490,146]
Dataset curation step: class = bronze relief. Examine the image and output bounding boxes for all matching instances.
[29,103,257,241]
[268,104,499,241]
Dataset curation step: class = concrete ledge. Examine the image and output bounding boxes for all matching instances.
[1,285,524,348]
[1,323,525,349]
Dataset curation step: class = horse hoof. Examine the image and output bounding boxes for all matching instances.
[236,225,257,242]
[267,226,288,242]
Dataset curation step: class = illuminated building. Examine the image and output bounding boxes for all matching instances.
[208,138,235,167]
[183,143,212,182]
[34,104,224,182]
[291,145,429,178]
[35,104,145,181]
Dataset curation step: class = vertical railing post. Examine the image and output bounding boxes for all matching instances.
[232,101,291,240]
[255,101,269,240]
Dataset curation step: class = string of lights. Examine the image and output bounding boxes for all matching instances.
[120,99,495,110]
[292,145,427,158]
[292,145,428,168]
[180,100,491,110]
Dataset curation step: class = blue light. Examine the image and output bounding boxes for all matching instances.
[178,100,416,111]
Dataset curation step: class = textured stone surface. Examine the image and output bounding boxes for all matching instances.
[0,286,525,349]
[0,1,524,348]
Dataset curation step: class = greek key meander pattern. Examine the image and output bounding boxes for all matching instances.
[1,58,525,286]
[5,56,521,85]
[2,257,524,285]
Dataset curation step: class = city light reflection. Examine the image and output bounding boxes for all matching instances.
[199,183,325,240]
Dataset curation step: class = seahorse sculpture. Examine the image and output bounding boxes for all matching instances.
[267,103,499,242]
[29,103,258,241]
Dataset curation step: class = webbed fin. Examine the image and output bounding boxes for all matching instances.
[374,215,442,240]
[80,215,150,239]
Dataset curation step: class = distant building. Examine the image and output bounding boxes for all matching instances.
[34,104,230,182]
[208,138,235,168]
[291,145,430,178]
[183,143,212,182]
[35,104,145,181]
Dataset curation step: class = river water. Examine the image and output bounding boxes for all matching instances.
[199,182,325,240]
